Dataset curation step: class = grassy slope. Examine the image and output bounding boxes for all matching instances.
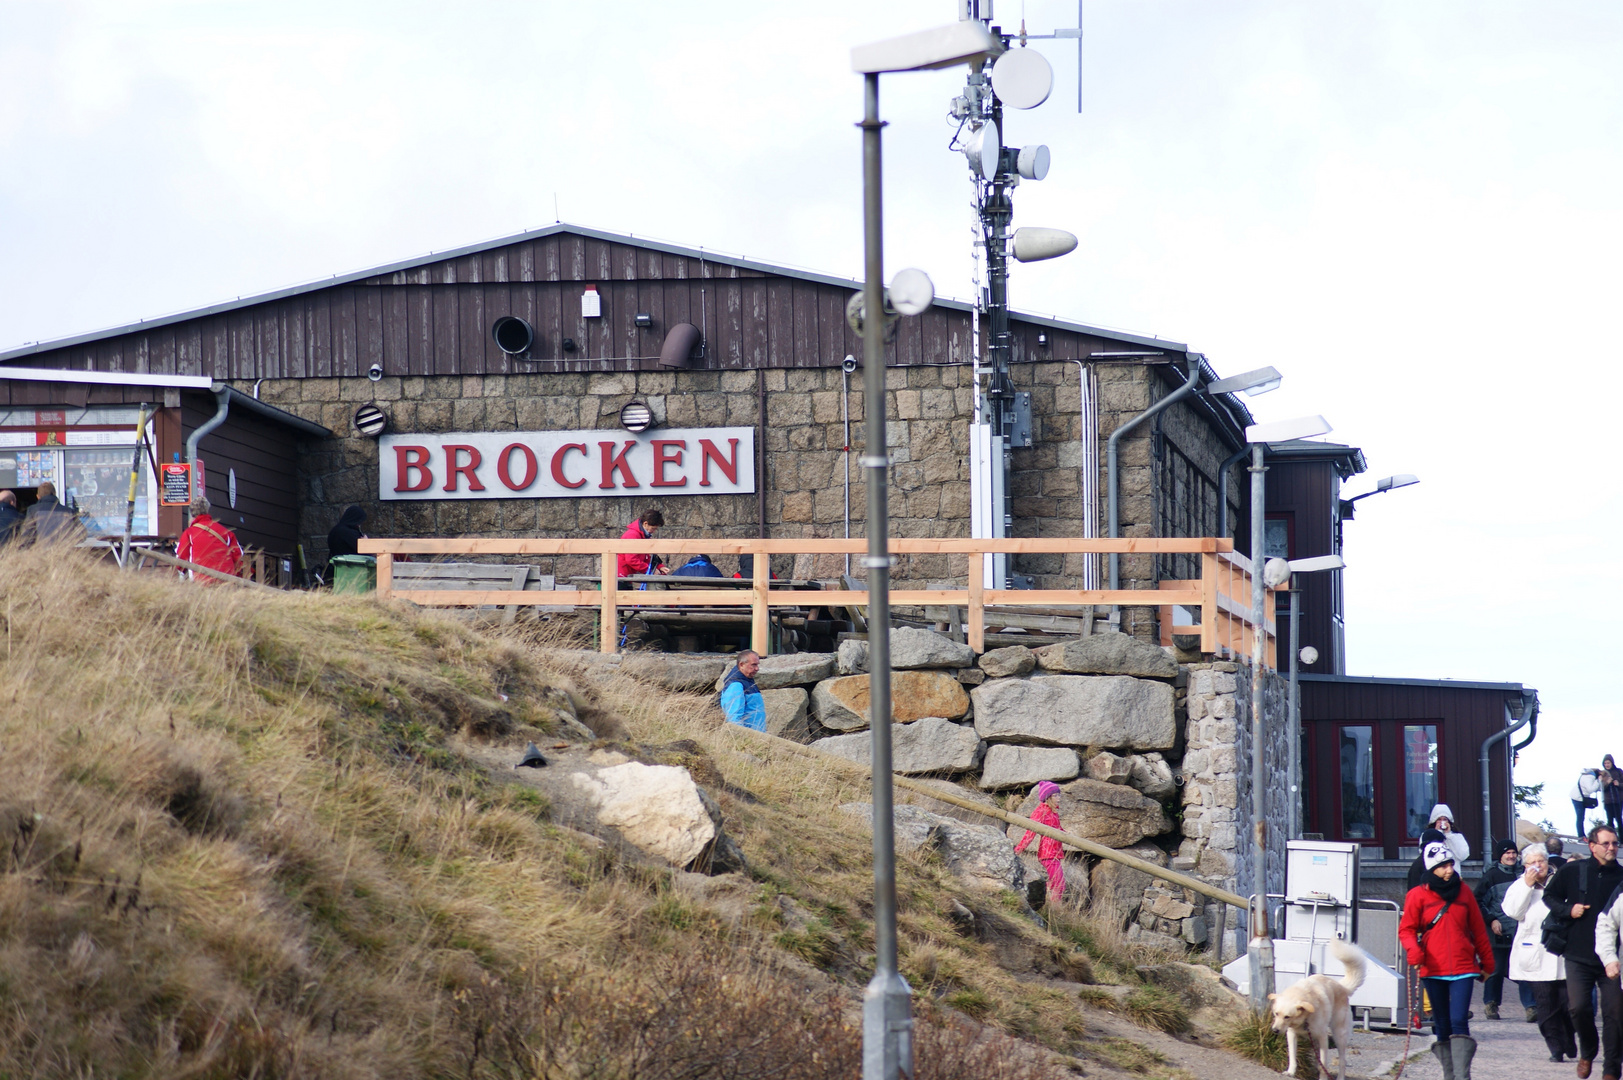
[0,546,1218,1079]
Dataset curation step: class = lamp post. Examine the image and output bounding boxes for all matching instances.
[1265,553,1345,841]
[851,22,999,1079]
[1242,414,1331,1013]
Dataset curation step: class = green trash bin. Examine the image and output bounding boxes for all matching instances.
[329,554,377,594]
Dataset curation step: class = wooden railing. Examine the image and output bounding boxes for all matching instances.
[356,537,1276,664]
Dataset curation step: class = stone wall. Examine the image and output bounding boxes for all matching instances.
[229,359,1238,619]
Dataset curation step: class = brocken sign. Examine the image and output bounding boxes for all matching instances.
[377,428,756,501]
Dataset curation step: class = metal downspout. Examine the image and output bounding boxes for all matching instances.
[1216,443,1251,542]
[1071,360,1100,589]
[1482,692,1538,852]
[185,386,232,517]
[1107,354,1201,619]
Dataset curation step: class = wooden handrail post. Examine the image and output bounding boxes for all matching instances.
[1200,552,1218,656]
[751,543,769,655]
[967,558,984,654]
[600,552,619,655]
[377,552,393,600]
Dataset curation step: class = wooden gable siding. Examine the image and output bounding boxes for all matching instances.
[1267,458,1340,675]
[1301,679,1518,861]
[182,395,301,553]
[13,234,1123,380]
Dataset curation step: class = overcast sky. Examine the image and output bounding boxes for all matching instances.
[3,1,1618,838]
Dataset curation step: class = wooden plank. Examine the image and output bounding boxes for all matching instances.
[752,550,769,654]
[968,559,984,653]
[359,537,1235,556]
[1201,552,1219,655]
[599,552,617,654]
[377,553,393,599]
[431,286,458,376]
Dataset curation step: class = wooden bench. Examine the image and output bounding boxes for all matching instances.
[390,562,555,624]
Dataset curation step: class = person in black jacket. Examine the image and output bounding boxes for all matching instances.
[0,491,23,545]
[1475,839,1531,1019]
[1542,824,1623,1079]
[327,505,367,559]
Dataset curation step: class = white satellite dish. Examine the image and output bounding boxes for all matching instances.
[963,121,1000,181]
[1011,227,1078,263]
[991,47,1053,109]
[889,268,935,316]
[1016,144,1050,181]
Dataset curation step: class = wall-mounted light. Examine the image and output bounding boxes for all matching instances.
[1037,332,1049,348]
[353,403,389,438]
[562,337,578,353]
[634,312,653,328]
[620,401,653,433]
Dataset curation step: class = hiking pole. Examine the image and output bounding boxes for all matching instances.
[121,403,150,569]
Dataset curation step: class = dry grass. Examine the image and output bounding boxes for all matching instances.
[1222,1011,1319,1079]
[0,545,1083,1079]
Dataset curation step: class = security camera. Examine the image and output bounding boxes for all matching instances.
[367,363,383,382]
[842,355,859,373]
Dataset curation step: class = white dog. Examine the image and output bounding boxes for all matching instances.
[1268,940,1367,1080]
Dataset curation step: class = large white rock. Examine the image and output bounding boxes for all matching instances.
[761,688,810,741]
[971,675,1175,751]
[978,745,1081,791]
[835,629,974,673]
[1011,778,1172,848]
[811,717,982,775]
[1033,632,1179,679]
[978,645,1036,678]
[840,802,1024,892]
[837,638,869,675]
[1127,752,1178,801]
[571,763,715,867]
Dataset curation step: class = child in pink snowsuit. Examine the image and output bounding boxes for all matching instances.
[1014,780,1066,900]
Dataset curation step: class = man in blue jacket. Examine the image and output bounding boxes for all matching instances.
[719,651,765,731]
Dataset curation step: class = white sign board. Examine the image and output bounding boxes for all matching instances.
[378,427,755,501]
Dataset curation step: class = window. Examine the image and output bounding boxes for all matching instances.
[1154,438,1219,582]
[1264,514,1294,560]
[1403,725,1439,838]
[1339,726,1376,839]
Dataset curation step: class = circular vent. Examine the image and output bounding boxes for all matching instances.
[619,401,653,433]
[491,316,535,356]
[353,403,389,438]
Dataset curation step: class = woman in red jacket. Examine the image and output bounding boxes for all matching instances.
[1399,840,1495,1080]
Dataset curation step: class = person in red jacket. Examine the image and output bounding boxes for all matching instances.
[1400,840,1495,1079]
[176,497,243,582]
[1014,780,1067,903]
[616,509,667,578]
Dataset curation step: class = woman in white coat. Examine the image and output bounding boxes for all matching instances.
[1503,844,1578,1062]
[1430,804,1471,865]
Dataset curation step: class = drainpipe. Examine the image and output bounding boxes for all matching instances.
[843,359,853,578]
[1107,354,1202,619]
[1071,360,1100,589]
[1216,443,1250,542]
[184,385,232,518]
[1482,692,1538,855]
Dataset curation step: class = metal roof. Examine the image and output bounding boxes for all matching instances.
[0,223,1190,363]
[1299,673,1530,695]
[1264,438,1368,478]
[0,366,213,389]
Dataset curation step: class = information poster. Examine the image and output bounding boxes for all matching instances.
[161,463,191,506]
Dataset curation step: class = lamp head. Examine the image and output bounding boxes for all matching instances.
[1376,474,1419,492]
[1207,365,1282,397]
[1245,415,1332,444]
[1288,554,1345,574]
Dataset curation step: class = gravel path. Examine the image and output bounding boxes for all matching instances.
[1342,979,1582,1080]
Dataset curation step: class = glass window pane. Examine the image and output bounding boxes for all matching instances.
[64,448,149,537]
[1264,518,1290,559]
[1403,725,1439,838]
[1339,726,1376,838]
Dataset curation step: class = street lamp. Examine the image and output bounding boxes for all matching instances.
[1341,473,1420,518]
[1263,553,1346,843]
[851,22,999,1080]
[1242,413,1331,1013]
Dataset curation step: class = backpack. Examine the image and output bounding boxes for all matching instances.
[1542,859,1589,956]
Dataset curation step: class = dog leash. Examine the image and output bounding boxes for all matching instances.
[1388,975,1421,1080]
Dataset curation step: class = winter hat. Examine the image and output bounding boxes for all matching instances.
[1429,804,1455,827]
[1495,839,1519,860]
[1423,841,1456,871]
[1419,827,1446,849]
[1036,781,1062,803]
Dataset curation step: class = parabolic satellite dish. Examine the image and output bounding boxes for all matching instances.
[991,47,1053,110]
[963,121,1000,181]
[888,268,935,316]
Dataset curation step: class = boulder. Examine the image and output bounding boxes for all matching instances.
[1127,753,1178,802]
[812,671,971,731]
[812,717,982,775]
[1125,923,1187,953]
[1033,632,1179,679]
[840,802,1024,892]
[1087,843,1169,922]
[761,688,810,741]
[713,653,835,692]
[971,674,1175,751]
[1516,817,1547,848]
[621,654,732,693]
[978,745,1081,791]
[1010,778,1170,848]
[890,627,976,670]
[571,763,720,869]
[978,645,1036,679]
[956,668,986,686]
[837,639,869,675]
[1085,751,1133,785]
